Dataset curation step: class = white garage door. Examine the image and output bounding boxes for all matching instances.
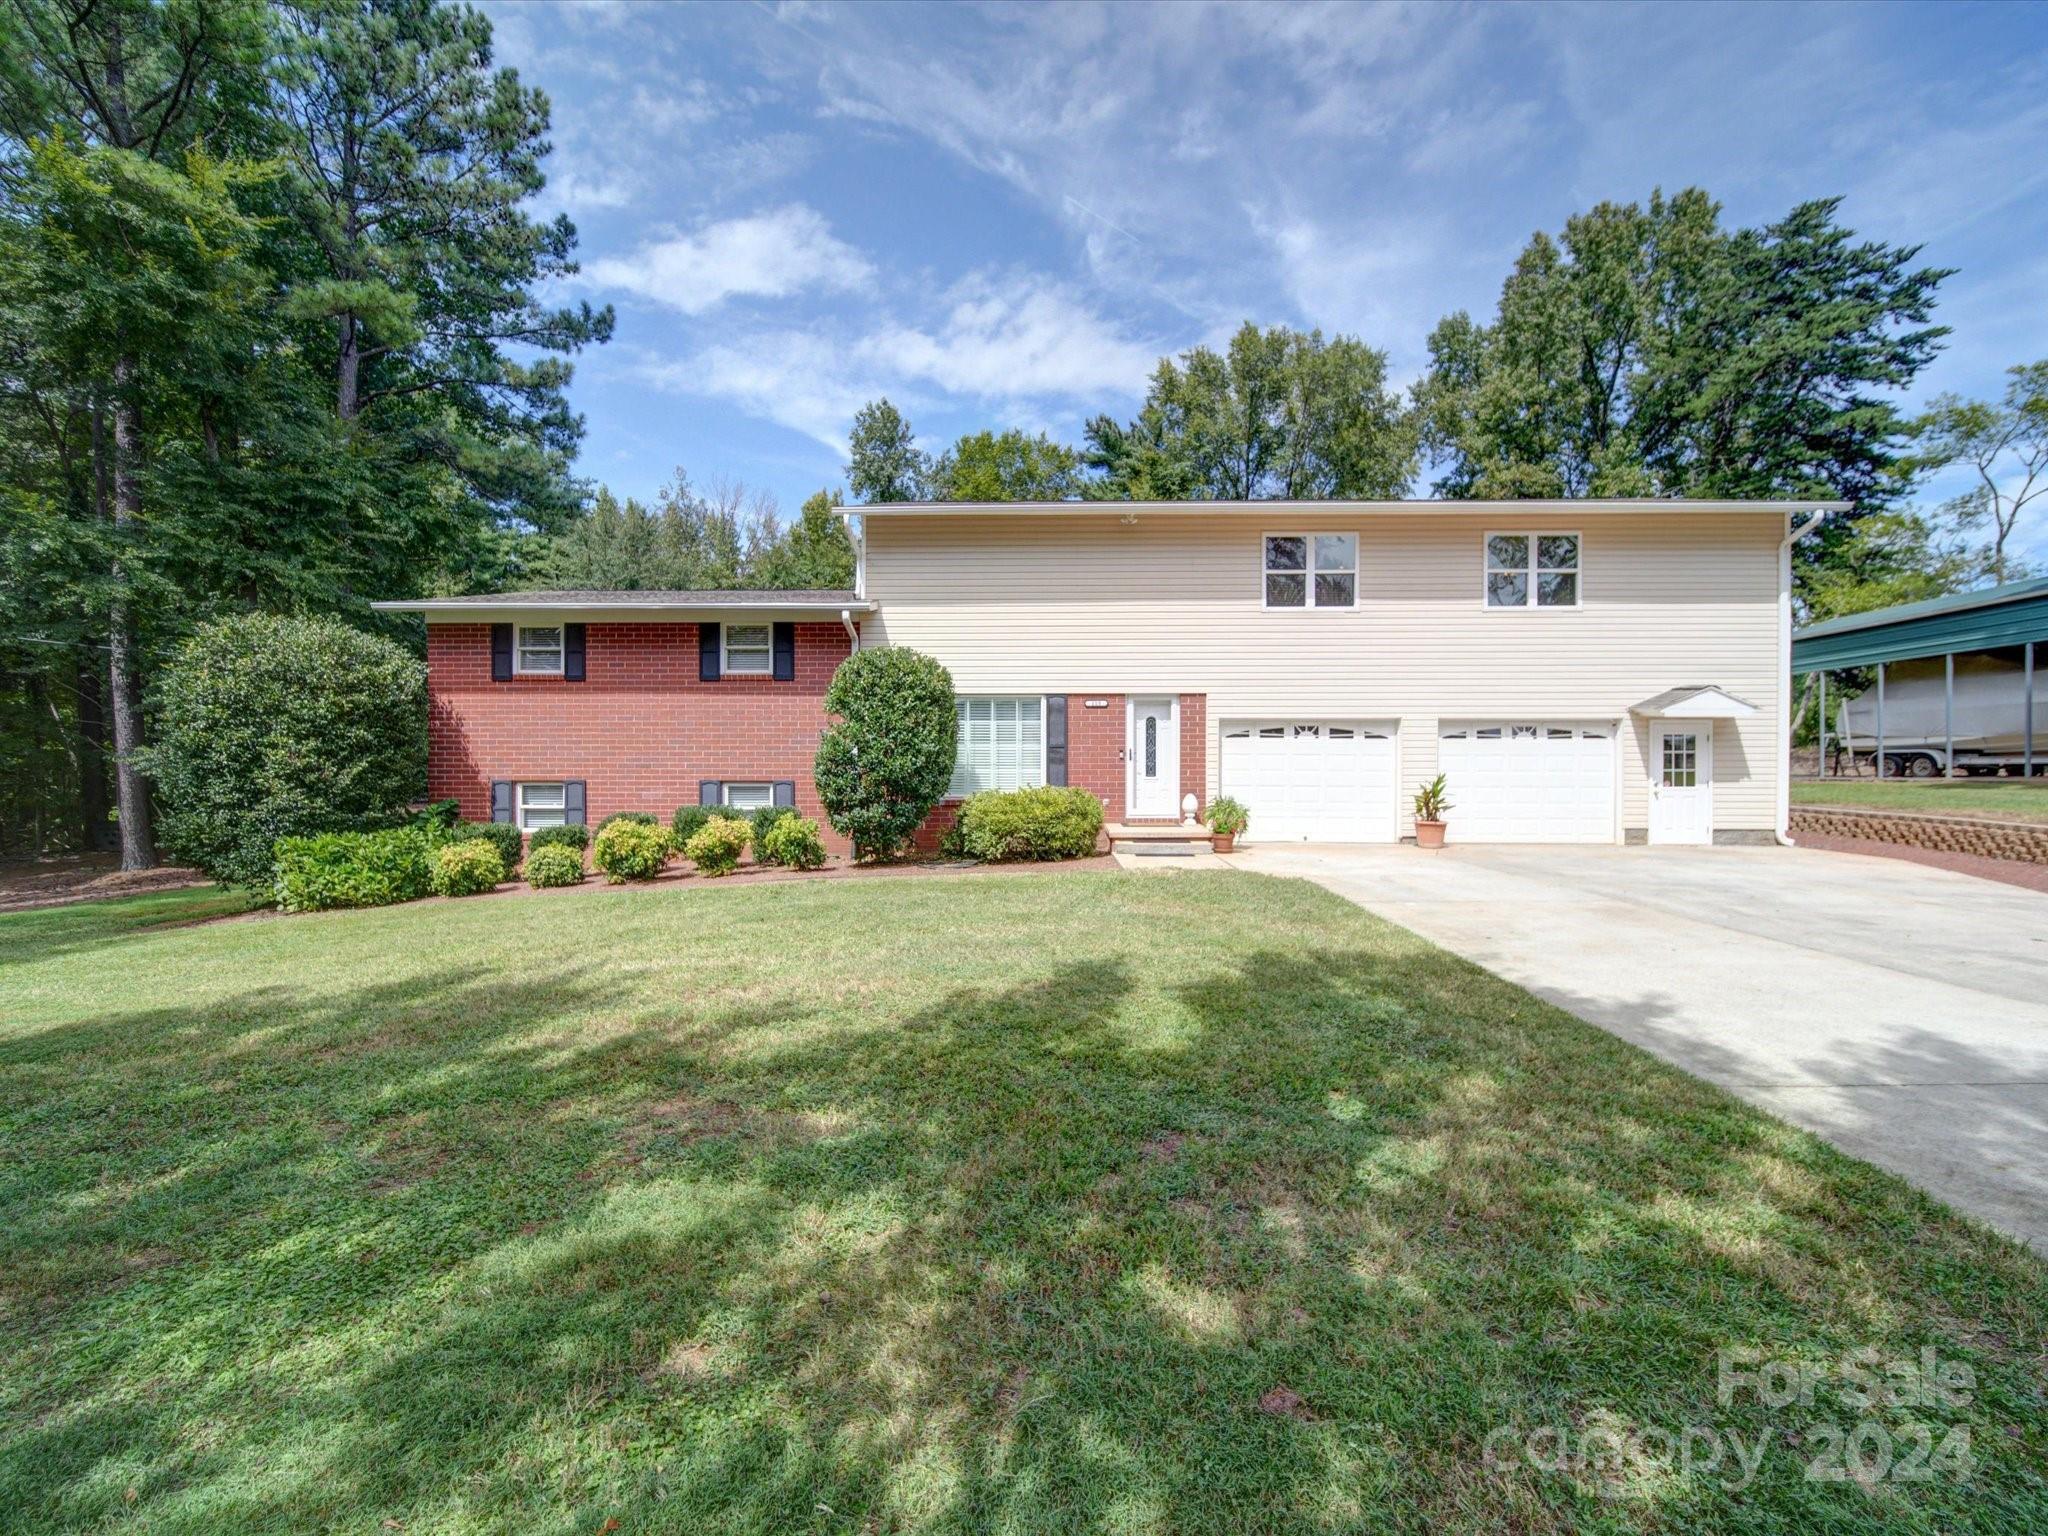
[1437,722,1616,843]
[1219,720,1398,843]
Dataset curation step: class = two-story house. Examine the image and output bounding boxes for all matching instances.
[374,498,1838,850]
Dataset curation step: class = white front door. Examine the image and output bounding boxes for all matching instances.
[1128,697,1179,818]
[1649,726,1713,845]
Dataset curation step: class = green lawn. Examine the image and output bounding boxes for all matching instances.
[3,873,2044,1534]
[1793,778,2048,822]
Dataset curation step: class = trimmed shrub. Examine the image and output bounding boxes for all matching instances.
[524,843,585,889]
[446,819,523,871]
[684,815,750,877]
[747,804,796,863]
[670,804,714,844]
[431,839,505,897]
[759,815,827,871]
[956,786,1103,862]
[140,613,427,889]
[597,810,658,831]
[273,827,434,913]
[527,823,589,854]
[592,818,672,883]
[814,647,956,860]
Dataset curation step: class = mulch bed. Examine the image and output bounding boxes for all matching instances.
[1794,832,2048,894]
[0,855,212,914]
[476,849,1122,902]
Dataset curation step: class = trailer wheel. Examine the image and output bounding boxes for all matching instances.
[1902,753,1941,778]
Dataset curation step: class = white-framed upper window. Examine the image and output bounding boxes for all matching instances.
[950,696,1045,796]
[723,623,772,674]
[721,782,775,810]
[516,781,565,830]
[515,624,564,674]
[1264,533,1357,608]
[1485,532,1580,608]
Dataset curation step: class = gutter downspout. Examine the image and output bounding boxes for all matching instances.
[1776,508,1832,846]
[840,609,859,653]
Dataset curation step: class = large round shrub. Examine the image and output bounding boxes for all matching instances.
[430,839,505,897]
[814,647,957,860]
[592,819,672,883]
[523,843,585,889]
[141,613,427,889]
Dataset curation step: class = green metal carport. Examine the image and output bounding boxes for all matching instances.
[1792,576,2048,777]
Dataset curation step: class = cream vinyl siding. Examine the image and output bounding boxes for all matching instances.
[861,512,1787,836]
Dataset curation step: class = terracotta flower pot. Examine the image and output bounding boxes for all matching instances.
[1211,832,1236,853]
[1414,819,1447,849]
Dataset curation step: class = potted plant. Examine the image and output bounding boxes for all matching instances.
[1204,795,1249,853]
[1412,774,1452,849]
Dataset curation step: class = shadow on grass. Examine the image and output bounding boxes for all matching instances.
[2,877,2045,1535]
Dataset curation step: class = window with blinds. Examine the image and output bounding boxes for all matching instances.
[950,697,1045,796]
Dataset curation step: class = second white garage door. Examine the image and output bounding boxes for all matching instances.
[1437,722,1617,843]
[1219,721,1398,843]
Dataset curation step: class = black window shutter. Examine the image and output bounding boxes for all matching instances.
[563,623,586,682]
[699,623,721,681]
[772,780,795,808]
[490,781,513,822]
[699,780,722,807]
[491,624,513,681]
[772,622,796,681]
[564,781,587,825]
[1045,695,1068,786]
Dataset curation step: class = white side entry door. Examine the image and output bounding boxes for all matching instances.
[1649,726,1713,845]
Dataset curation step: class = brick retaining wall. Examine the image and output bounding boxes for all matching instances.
[1789,806,2048,865]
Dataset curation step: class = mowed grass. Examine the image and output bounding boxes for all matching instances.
[3,872,2045,1535]
[1793,778,2048,822]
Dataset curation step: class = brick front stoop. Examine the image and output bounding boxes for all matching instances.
[1789,806,2048,866]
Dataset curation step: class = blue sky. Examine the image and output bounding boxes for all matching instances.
[483,0,2048,558]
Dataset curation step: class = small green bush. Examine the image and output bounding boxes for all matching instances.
[670,804,713,844]
[527,823,589,854]
[431,839,505,897]
[446,819,523,871]
[956,786,1103,862]
[597,810,658,831]
[416,799,462,831]
[747,804,796,862]
[523,843,585,889]
[273,826,435,913]
[759,815,827,871]
[592,818,672,883]
[684,815,751,877]
[1204,795,1249,837]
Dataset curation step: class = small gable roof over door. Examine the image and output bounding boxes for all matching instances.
[1629,685,1759,719]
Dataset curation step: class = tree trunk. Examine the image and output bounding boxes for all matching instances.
[337,312,360,420]
[106,360,156,869]
[76,647,114,853]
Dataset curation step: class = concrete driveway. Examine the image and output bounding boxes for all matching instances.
[1237,841,2048,1251]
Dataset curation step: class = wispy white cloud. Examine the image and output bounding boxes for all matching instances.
[631,270,1162,450]
[588,205,874,314]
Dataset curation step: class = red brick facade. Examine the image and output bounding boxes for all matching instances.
[425,621,853,848]
[426,630,1214,857]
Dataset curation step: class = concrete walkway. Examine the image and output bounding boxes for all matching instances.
[1235,841,2048,1251]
